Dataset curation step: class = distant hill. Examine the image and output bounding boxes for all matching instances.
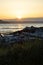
[0,20,7,23]
[0,18,43,23]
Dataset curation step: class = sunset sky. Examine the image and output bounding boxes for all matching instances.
[0,0,43,19]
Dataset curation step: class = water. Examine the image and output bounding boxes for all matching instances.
[0,23,43,33]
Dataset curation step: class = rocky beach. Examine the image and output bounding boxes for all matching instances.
[0,26,43,65]
[0,26,43,45]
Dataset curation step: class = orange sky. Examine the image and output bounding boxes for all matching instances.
[0,0,43,19]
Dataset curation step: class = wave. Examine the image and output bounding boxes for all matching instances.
[0,28,22,29]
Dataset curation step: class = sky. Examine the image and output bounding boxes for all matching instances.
[0,0,43,19]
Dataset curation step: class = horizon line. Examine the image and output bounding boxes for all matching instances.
[0,17,43,20]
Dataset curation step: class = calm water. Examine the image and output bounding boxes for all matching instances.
[0,23,43,33]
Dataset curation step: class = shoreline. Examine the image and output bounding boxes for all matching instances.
[0,26,43,65]
[0,26,43,45]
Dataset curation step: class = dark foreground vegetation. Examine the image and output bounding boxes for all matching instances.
[0,38,43,65]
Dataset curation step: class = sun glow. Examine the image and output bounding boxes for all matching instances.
[0,0,43,19]
[17,16,22,19]
[15,10,23,19]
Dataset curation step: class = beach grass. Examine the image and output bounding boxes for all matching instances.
[0,39,43,65]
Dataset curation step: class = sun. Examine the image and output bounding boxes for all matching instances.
[15,10,23,20]
[17,16,22,19]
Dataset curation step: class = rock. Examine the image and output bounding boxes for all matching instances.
[0,26,43,45]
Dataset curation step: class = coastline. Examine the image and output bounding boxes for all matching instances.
[0,26,43,65]
[0,26,43,45]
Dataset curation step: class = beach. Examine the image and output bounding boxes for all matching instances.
[0,26,43,65]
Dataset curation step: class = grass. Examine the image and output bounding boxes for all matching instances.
[0,39,43,65]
